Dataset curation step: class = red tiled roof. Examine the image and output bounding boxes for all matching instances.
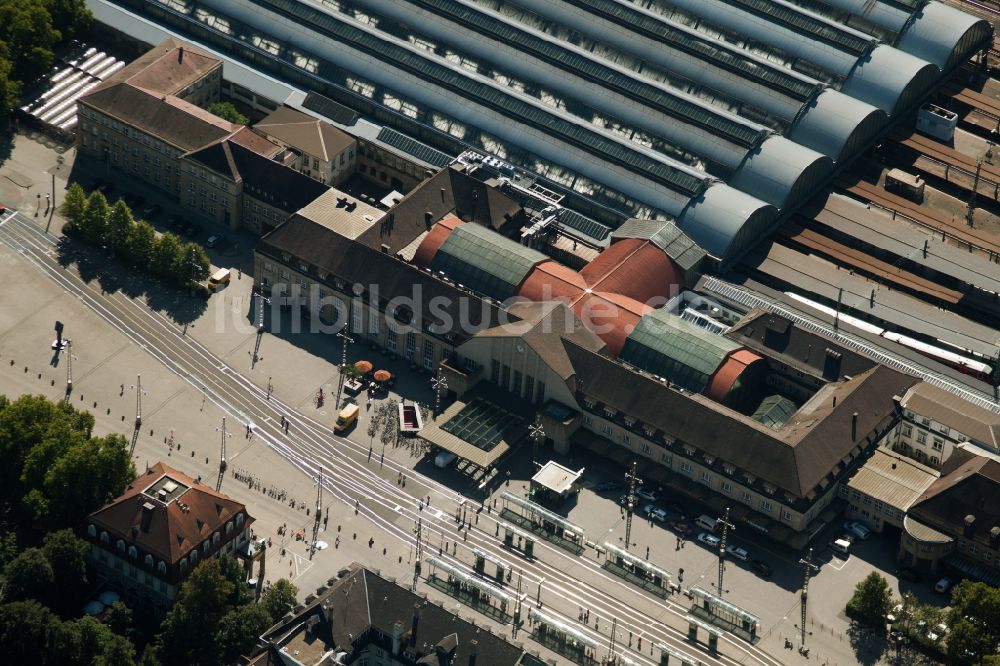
[229,126,281,158]
[572,291,652,356]
[88,462,253,564]
[413,215,463,268]
[517,259,588,302]
[580,238,684,305]
[706,348,765,402]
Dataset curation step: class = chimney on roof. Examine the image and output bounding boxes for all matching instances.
[392,620,404,656]
[140,501,156,532]
[832,396,837,408]
[410,604,420,647]
[178,46,184,63]
[424,211,432,230]
[965,514,976,538]
[852,412,858,440]
[468,639,477,666]
[440,187,446,202]
[990,526,1000,549]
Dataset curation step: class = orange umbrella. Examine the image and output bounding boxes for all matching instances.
[373,369,392,382]
[354,360,373,374]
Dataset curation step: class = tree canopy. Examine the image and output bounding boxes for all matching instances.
[946,580,1000,664]
[62,184,214,291]
[0,0,91,120]
[846,572,893,627]
[206,101,248,125]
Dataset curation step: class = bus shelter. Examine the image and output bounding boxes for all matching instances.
[528,607,601,666]
[472,546,512,585]
[658,642,703,666]
[501,491,585,554]
[426,555,512,623]
[602,541,673,598]
[689,586,760,643]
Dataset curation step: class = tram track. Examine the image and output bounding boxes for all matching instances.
[0,215,784,666]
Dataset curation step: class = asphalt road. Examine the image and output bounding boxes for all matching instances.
[0,208,785,666]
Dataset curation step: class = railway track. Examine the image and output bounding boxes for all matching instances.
[0,213,786,666]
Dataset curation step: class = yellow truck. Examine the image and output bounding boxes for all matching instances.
[334,403,360,433]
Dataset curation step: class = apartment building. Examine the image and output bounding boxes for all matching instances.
[77,39,329,231]
[255,106,357,187]
[891,381,1000,468]
[86,462,254,611]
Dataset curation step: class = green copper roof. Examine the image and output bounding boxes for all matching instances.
[431,223,546,301]
[621,309,739,393]
[752,394,798,429]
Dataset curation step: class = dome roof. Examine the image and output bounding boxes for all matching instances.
[517,259,589,302]
[580,237,685,306]
[412,215,463,268]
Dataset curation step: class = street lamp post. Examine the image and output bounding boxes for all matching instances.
[798,548,819,655]
[334,331,353,409]
[716,507,734,598]
[252,290,270,368]
[431,374,448,420]
[529,415,545,466]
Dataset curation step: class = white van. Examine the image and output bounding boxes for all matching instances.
[831,538,852,556]
[695,514,719,532]
[934,577,952,594]
[434,450,457,468]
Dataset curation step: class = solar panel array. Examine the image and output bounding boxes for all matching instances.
[559,209,613,241]
[720,0,875,55]
[376,127,453,167]
[302,91,359,125]
[408,0,766,149]
[251,0,708,197]
[564,0,821,103]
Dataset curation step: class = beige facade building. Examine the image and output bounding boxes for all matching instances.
[255,106,357,186]
[77,39,330,232]
[840,448,937,533]
[86,462,254,611]
[891,381,1000,469]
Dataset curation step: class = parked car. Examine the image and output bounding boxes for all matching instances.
[697,532,721,547]
[934,577,953,594]
[927,623,948,641]
[843,520,872,540]
[644,504,668,522]
[751,559,773,577]
[897,568,920,583]
[726,544,750,561]
[206,234,224,248]
[594,480,624,493]
[830,535,853,556]
[635,487,659,502]
[665,503,686,519]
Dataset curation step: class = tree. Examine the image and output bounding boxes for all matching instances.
[215,604,272,664]
[0,600,56,664]
[106,200,134,255]
[106,601,132,638]
[3,547,54,604]
[43,0,92,41]
[0,531,17,570]
[0,0,61,82]
[37,433,135,527]
[846,572,892,627]
[206,101,248,125]
[150,232,182,278]
[41,529,89,613]
[947,580,1000,664]
[260,579,298,623]
[80,190,109,245]
[174,241,210,287]
[60,182,88,234]
[156,557,237,665]
[124,220,156,267]
[0,44,20,124]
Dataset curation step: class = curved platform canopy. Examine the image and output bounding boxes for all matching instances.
[730,136,833,209]
[841,44,939,115]
[429,223,546,302]
[677,183,778,266]
[790,89,888,162]
[620,308,741,395]
[896,1,993,71]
